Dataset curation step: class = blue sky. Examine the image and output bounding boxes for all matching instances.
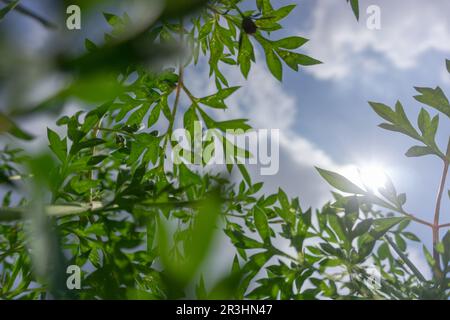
[240,0,450,245]
[2,0,450,276]
[193,0,450,273]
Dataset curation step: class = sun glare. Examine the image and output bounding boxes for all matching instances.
[359,165,388,191]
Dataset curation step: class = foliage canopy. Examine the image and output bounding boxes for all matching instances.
[0,0,449,300]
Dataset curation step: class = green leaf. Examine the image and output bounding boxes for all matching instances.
[377,242,390,259]
[215,119,251,132]
[417,108,431,136]
[253,206,271,243]
[320,243,342,257]
[397,193,407,206]
[243,251,274,274]
[198,87,239,109]
[446,59,450,74]
[274,36,309,49]
[290,53,322,66]
[403,232,420,242]
[183,104,199,138]
[127,103,150,125]
[0,113,34,140]
[351,219,373,239]
[237,164,251,186]
[397,219,410,232]
[370,101,421,141]
[238,33,254,78]
[70,177,97,194]
[225,229,265,249]
[442,231,450,265]
[127,142,145,165]
[414,86,450,118]
[348,0,359,20]
[103,12,121,27]
[277,188,290,211]
[395,234,407,251]
[271,4,296,21]
[423,245,435,267]
[276,188,295,224]
[215,86,240,99]
[160,95,172,121]
[276,50,322,72]
[369,102,397,123]
[405,145,434,158]
[266,50,282,81]
[372,217,406,235]
[70,138,105,154]
[85,39,97,52]
[316,167,365,194]
[87,155,108,165]
[197,107,216,129]
[327,213,347,242]
[417,108,439,145]
[195,276,207,299]
[436,241,445,255]
[147,103,161,128]
[47,128,67,163]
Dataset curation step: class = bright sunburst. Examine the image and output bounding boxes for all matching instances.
[359,165,388,191]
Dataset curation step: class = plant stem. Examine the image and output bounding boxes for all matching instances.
[369,194,434,228]
[273,248,298,263]
[165,66,184,144]
[7,174,33,181]
[0,203,104,222]
[385,235,427,283]
[90,124,101,204]
[1,0,57,29]
[160,19,185,165]
[432,138,450,276]
[206,4,222,15]
[231,3,244,17]
[398,209,434,228]
[181,83,197,104]
[0,198,217,222]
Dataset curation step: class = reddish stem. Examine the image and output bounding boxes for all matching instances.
[432,139,450,277]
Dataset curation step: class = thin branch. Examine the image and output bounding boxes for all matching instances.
[0,198,231,222]
[367,193,434,228]
[439,222,450,229]
[398,208,434,228]
[206,4,230,16]
[432,138,450,274]
[385,235,427,283]
[273,248,298,263]
[8,174,33,181]
[231,3,244,17]
[1,0,57,29]
[0,202,104,222]
[181,83,197,104]
[160,18,185,164]
[225,213,284,224]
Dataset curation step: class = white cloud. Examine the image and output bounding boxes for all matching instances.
[302,0,450,80]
